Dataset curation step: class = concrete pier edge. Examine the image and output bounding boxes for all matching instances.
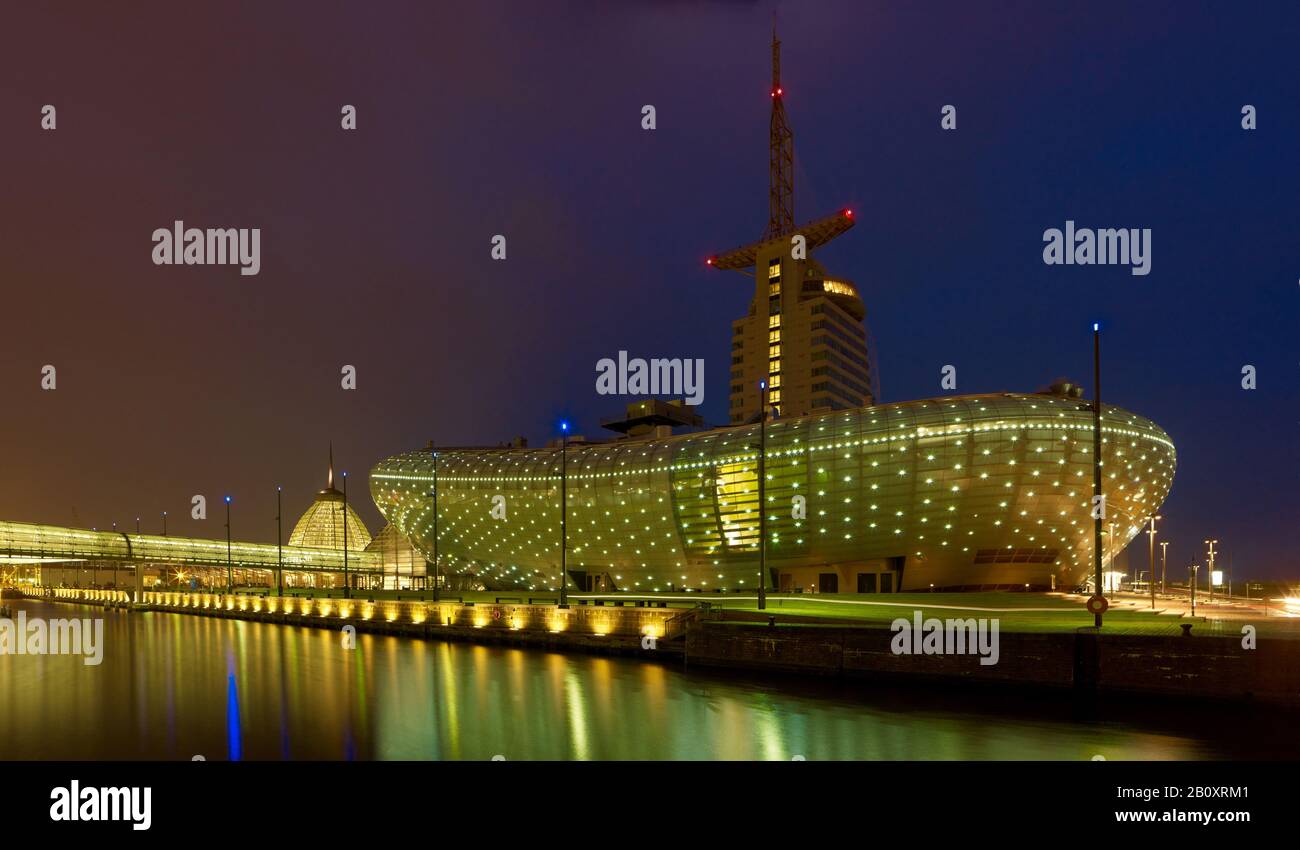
[21,588,1300,707]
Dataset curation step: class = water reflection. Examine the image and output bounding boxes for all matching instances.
[0,601,1293,761]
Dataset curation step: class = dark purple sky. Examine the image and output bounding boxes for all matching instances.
[1,1,1296,579]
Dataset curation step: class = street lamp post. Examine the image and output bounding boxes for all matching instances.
[431,447,440,602]
[1146,514,1161,609]
[1091,324,1104,627]
[162,511,167,537]
[342,471,350,599]
[276,486,283,597]
[1190,564,1198,616]
[758,379,768,611]
[1107,521,1116,581]
[558,422,569,609]
[1204,539,1218,605]
[1160,540,1169,595]
[224,496,233,594]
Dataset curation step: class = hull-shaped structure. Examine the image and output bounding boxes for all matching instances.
[369,393,1175,592]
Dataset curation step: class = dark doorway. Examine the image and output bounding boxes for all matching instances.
[880,573,894,593]
[857,573,877,593]
[818,573,838,593]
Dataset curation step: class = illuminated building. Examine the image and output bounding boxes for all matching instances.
[287,451,372,551]
[5,452,380,590]
[371,391,1175,592]
[366,522,426,590]
[368,30,1175,594]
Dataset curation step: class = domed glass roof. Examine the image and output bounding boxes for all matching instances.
[288,451,372,551]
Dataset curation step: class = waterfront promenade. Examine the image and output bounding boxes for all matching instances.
[19,585,1300,707]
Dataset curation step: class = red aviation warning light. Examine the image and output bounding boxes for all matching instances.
[706,25,855,269]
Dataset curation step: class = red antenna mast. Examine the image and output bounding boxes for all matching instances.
[766,21,794,240]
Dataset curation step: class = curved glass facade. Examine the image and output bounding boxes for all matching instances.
[369,393,1175,592]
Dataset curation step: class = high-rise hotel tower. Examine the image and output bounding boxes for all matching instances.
[711,28,874,424]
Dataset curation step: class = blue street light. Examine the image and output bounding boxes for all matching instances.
[224,495,233,594]
[1091,323,1104,626]
[558,418,571,608]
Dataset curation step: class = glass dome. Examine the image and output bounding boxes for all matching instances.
[288,450,372,551]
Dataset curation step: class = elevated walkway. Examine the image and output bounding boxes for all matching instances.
[0,519,381,574]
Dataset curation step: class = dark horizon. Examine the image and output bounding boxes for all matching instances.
[1,1,1296,580]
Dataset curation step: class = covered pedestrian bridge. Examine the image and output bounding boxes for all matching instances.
[0,518,381,594]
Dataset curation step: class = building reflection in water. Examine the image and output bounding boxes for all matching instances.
[0,600,1294,761]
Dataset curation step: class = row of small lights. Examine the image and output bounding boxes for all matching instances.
[53,588,667,638]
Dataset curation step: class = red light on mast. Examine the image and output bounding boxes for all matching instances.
[844,208,853,218]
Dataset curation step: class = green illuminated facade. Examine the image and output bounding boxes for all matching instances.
[370,392,1175,592]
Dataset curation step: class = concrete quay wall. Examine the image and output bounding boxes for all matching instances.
[37,588,683,657]
[684,621,1300,705]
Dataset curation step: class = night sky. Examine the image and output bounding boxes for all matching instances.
[1,2,1296,579]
